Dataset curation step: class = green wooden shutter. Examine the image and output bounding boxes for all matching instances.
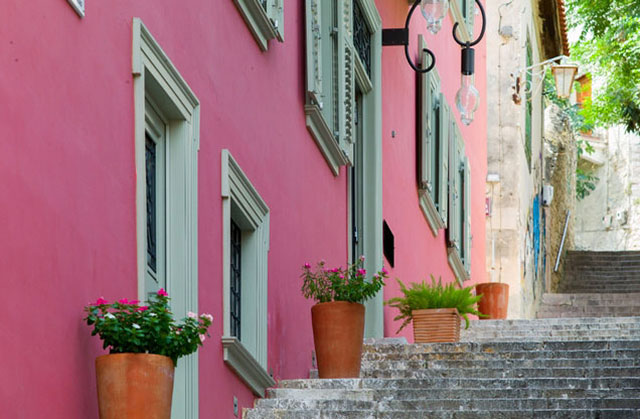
[305,0,323,108]
[439,96,449,227]
[448,118,459,250]
[337,0,354,163]
[463,156,471,273]
[418,36,441,194]
[269,0,284,42]
[465,0,475,35]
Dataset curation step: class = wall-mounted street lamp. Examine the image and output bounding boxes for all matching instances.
[382,0,486,125]
[512,55,579,103]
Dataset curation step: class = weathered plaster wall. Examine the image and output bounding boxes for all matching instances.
[544,105,577,292]
[575,127,640,250]
[485,0,546,319]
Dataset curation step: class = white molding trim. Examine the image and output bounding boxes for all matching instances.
[132,18,200,419]
[222,337,276,397]
[233,0,281,51]
[305,104,348,176]
[419,190,444,236]
[448,247,470,286]
[221,149,271,387]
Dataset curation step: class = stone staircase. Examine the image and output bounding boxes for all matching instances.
[244,317,640,418]
[537,250,640,318]
[244,251,640,418]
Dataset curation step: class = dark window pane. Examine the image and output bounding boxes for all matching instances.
[145,134,157,274]
[353,1,372,77]
[230,220,242,339]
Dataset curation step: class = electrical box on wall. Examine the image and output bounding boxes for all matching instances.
[542,185,554,207]
[67,0,85,17]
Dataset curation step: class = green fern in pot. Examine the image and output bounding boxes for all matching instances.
[385,276,485,333]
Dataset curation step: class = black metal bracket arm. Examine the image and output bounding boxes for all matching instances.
[382,0,435,73]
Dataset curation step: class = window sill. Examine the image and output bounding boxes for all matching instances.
[447,247,470,286]
[233,0,279,51]
[222,336,275,397]
[304,104,348,176]
[419,190,444,237]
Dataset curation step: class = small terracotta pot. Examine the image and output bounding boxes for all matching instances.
[476,282,509,319]
[95,353,175,419]
[412,308,461,343]
[311,301,365,378]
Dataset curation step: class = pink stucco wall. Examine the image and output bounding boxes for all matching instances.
[379,1,487,340]
[0,0,485,417]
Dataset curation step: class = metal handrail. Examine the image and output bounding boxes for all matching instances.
[554,210,571,272]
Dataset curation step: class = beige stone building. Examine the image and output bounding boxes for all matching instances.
[485,0,572,318]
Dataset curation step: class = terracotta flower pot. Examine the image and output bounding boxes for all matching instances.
[95,353,175,419]
[476,282,509,319]
[311,301,365,378]
[412,308,461,343]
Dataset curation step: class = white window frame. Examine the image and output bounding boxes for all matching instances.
[304,0,355,176]
[447,117,471,285]
[417,35,450,237]
[233,0,284,51]
[132,18,200,419]
[221,149,274,397]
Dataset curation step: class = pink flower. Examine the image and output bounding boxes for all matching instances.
[304,263,311,269]
[339,274,345,280]
[129,300,140,305]
[118,298,129,304]
[199,334,206,343]
[94,297,109,305]
[157,288,169,297]
[137,306,149,312]
[359,255,365,262]
[200,313,213,323]
[381,268,389,276]
[357,269,366,276]
[187,311,198,319]
[331,267,340,273]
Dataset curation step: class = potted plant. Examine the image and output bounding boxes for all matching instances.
[385,276,483,343]
[84,288,213,419]
[301,257,388,378]
[475,281,509,319]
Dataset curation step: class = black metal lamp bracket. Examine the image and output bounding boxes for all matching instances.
[382,0,435,73]
[452,0,486,47]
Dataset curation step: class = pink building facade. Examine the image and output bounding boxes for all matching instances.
[0,0,486,417]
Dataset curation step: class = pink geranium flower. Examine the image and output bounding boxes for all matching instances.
[157,288,169,297]
[129,300,140,305]
[95,297,109,305]
[118,298,129,304]
[357,269,367,276]
[137,306,149,312]
[304,263,311,269]
[381,268,389,276]
[199,334,206,343]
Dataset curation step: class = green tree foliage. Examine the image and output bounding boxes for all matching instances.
[566,0,640,134]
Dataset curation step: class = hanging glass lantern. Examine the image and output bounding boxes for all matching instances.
[420,0,450,34]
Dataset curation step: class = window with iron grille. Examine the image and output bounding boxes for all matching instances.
[353,1,372,78]
[230,220,242,339]
[145,133,157,275]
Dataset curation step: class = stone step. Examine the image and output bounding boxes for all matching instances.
[361,366,640,379]
[362,340,640,355]
[536,308,640,318]
[255,397,640,411]
[540,293,640,303]
[244,408,640,419]
[464,317,640,326]
[459,331,640,341]
[367,357,640,370]
[273,377,640,392]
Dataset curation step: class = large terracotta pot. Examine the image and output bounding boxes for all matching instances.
[412,308,461,343]
[95,353,175,419]
[311,301,365,378]
[476,282,509,319]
